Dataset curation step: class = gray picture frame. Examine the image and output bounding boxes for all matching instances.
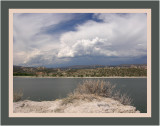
[1,1,159,125]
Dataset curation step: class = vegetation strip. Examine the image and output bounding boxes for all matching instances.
[13,65,147,77]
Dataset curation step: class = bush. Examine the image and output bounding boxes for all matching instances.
[74,80,115,97]
[65,80,132,106]
[113,90,132,105]
[13,89,23,102]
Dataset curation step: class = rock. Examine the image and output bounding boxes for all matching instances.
[13,96,140,113]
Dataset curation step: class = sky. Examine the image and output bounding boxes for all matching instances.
[13,13,147,68]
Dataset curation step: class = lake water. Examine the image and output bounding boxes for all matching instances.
[13,77,147,113]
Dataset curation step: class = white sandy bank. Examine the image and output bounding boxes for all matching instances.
[13,96,140,113]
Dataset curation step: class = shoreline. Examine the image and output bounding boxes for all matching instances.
[13,76,147,78]
[14,96,140,113]
[13,79,141,113]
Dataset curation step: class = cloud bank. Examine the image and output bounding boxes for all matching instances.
[13,13,147,67]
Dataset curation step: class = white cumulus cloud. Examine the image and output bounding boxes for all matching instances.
[13,13,147,67]
[13,13,74,66]
[58,13,147,59]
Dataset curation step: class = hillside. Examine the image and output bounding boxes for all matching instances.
[13,64,147,77]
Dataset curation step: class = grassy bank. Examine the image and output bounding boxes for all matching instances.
[13,76,147,78]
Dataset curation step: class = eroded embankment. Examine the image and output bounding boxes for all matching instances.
[14,94,140,113]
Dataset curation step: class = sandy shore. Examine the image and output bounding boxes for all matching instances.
[13,76,147,78]
[14,96,140,113]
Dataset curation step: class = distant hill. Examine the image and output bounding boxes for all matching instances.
[13,64,147,77]
[119,64,147,67]
[13,64,147,71]
[60,65,106,69]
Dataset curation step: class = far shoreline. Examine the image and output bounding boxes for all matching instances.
[13,76,147,78]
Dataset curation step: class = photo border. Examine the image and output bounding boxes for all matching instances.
[1,1,159,125]
[9,8,151,118]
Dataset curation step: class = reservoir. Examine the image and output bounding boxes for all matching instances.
[13,77,147,113]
